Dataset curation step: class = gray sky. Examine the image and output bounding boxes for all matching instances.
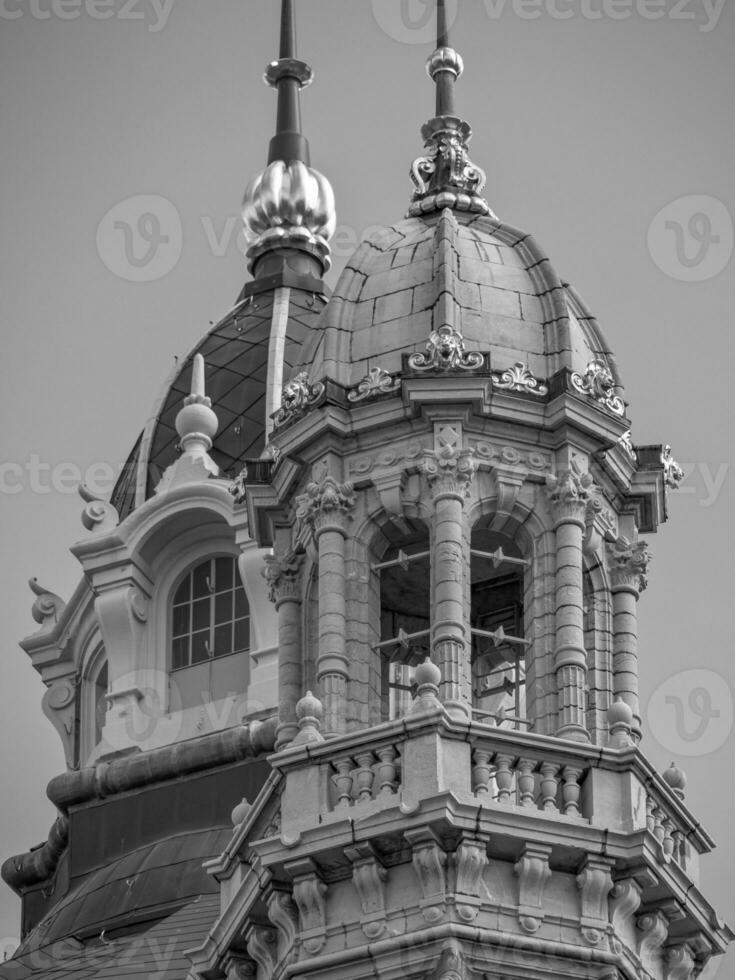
[1,0,733,969]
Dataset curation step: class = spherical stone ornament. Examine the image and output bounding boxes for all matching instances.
[231,797,252,827]
[414,657,441,690]
[296,690,323,722]
[663,762,688,798]
[607,699,634,727]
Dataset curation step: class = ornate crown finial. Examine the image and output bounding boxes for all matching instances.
[241,0,336,275]
[407,0,494,219]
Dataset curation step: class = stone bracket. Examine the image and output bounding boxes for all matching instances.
[345,842,388,938]
[405,826,448,923]
[513,843,552,934]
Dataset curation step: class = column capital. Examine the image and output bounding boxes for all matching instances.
[422,445,476,501]
[607,536,651,594]
[545,468,599,527]
[295,475,356,537]
[263,551,303,607]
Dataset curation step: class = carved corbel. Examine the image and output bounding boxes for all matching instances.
[265,888,299,963]
[345,843,388,938]
[405,827,448,923]
[29,578,66,633]
[609,877,644,938]
[244,924,277,980]
[78,484,119,534]
[490,464,525,523]
[41,673,79,768]
[576,856,614,946]
[665,943,696,980]
[637,910,670,972]
[453,836,488,922]
[285,858,327,956]
[513,844,552,934]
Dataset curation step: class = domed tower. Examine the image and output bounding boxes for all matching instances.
[1,3,730,980]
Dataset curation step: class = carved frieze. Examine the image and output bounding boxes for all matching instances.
[571,359,625,416]
[491,361,548,397]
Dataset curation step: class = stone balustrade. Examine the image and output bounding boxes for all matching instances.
[329,739,403,810]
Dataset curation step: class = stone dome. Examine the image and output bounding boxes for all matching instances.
[298,209,624,401]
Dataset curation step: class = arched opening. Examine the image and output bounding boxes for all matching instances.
[375,522,431,721]
[170,555,251,710]
[470,526,529,726]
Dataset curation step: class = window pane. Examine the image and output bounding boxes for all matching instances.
[191,630,209,664]
[172,636,189,670]
[215,591,232,625]
[172,604,190,637]
[192,561,211,599]
[234,587,249,619]
[215,557,234,593]
[173,575,191,605]
[192,598,211,632]
[234,617,250,653]
[214,623,232,658]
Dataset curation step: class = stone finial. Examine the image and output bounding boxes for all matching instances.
[663,762,688,800]
[607,699,634,748]
[291,691,324,745]
[78,483,119,534]
[29,578,66,632]
[231,797,252,827]
[409,657,443,715]
[155,354,220,493]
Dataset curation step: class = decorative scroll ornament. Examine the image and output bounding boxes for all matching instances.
[491,361,548,397]
[423,444,477,499]
[29,578,66,632]
[78,483,120,534]
[273,372,325,427]
[571,359,625,416]
[409,324,484,373]
[662,445,684,489]
[545,467,599,523]
[347,366,401,403]
[617,430,637,462]
[408,116,492,218]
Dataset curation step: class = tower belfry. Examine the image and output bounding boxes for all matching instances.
[1,3,730,980]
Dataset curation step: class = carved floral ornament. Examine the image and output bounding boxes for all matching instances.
[607,536,652,592]
[408,119,492,218]
[408,324,484,373]
[545,467,599,521]
[294,474,356,535]
[347,366,401,403]
[422,443,477,498]
[274,372,325,427]
[262,552,303,605]
[491,361,548,397]
[571,359,625,417]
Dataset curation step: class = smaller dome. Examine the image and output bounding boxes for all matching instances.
[242,160,336,272]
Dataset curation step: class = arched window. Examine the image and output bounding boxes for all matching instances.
[470,527,529,726]
[375,524,431,721]
[171,556,250,670]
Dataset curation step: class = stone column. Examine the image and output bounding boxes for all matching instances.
[607,537,651,740]
[423,437,476,720]
[545,469,595,742]
[295,474,356,737]
[264,551,304,750]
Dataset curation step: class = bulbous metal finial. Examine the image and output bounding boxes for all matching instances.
[407,0,493,219]
[241,0,336,275]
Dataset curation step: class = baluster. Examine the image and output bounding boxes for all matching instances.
[645,795,656,833]
[652,805,666,844]
[494,754,514,804]
[333,756,354,808]
[672,829,686,868]
[375,745,398,796]
[662,817,675,862]
[472,748,492,796]
[517,758,536,808]
[561,764,583,817]
[539,762,560,813]
[354,751,376,801]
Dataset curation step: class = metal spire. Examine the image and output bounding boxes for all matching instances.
[265,0,312,165]
[407,0,493,218]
